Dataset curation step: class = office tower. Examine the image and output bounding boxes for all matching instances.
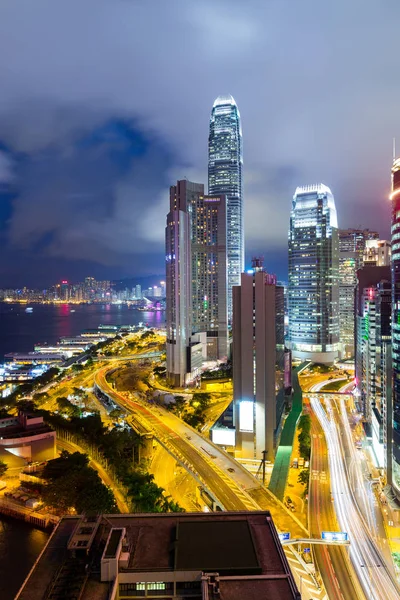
[391,158,400,496]
[191,192,228,360]
[165,181,195,387]
[208,95,243,324]
[363,239,391,266]
[60,280,69,301]
[160,281,166,296]
[375,281,392,471]
[288,184,339,363]
[338,229,379,357]
[233,260,285,459]
[354,266,390,419]
[135,284,142,300]
[152,286,162,297]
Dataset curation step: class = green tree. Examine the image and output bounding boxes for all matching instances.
[56,397,80,418]
[298,469,310,486]
[42,450,89,480]
[0,460,8,478]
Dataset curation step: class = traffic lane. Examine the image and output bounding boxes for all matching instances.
[310,419,344,600]
[310,414,360,600]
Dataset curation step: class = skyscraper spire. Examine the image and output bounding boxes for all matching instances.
[208,95,244,323]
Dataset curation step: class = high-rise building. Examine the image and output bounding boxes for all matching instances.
[166,181,200,387]
[354,266,390,419]
[338,229,379,357]
[190,192,228,360]
[288,184,339,363]
[60,280,69,302]
[233,261,285,459]
[375,280,392,471]
[363,239,391,266]
[135,284,142,299]
[208,95,243,324]
[391,158,400,496]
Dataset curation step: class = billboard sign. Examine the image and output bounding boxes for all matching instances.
[321,531,348,542]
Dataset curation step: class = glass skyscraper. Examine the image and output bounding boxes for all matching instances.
[208,95,243,323]
[288,184,339,363]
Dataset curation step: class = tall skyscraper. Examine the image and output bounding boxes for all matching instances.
[166,180,227,385]
[288,184,339,363]
[166,180,204,387]
[391,158,400,496]
[233,261,285,459]
[208,95,243,323]
[190,192,228,360]
[338,229,379,357]
[354,267,390,419]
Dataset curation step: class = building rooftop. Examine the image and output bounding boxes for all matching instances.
[16,511,300,600]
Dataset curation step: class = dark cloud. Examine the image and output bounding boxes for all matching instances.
[0,0,399,284]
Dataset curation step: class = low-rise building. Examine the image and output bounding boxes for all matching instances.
[0,412,56,468]
[16,511,301,600]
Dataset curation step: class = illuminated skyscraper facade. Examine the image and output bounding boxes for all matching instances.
[208,95,243,323]
[339,229,379,357]
[166,181,205,386]
[190,193,228,360]
[391,159,400,495]
[166,181,228,385]
[288,184,339,363]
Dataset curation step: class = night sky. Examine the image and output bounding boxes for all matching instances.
[0,1,399,287]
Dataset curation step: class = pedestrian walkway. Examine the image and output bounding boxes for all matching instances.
[268,363,306,500]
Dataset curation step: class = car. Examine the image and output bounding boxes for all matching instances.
[227,467,235,473]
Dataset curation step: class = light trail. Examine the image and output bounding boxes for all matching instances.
[311,395,400,600]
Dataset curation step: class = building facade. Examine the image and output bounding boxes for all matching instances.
[354,267,391,420]
[363,239,391,267]
[208,95,243,324]
[190,193,228,360]
[233,264,285,459]
[165,181,199,387]
[391,158,400,496]
[288,184,339,363]
[166,181,228,384]
[338,229,379,357]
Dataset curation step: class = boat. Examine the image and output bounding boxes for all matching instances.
[25,307,33,313]
[70,309,76,313]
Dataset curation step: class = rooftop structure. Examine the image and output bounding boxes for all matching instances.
[16,511,300,600]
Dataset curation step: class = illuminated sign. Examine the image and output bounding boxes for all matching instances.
[321,531,348,542]
[203,197,221,202]
[239,400,254,432]
[211,428,236,446]
[278,532,290,542]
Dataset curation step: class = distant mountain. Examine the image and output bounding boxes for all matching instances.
[112,274,164,291]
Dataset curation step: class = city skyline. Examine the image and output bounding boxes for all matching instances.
[0,2,398,286]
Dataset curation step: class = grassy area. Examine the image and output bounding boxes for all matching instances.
[319,378,349,391]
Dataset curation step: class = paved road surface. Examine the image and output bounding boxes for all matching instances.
[309,407,361,600]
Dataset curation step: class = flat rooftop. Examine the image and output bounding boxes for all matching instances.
[16,512,300,600]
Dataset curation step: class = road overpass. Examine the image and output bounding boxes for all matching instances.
[95,365,328,599]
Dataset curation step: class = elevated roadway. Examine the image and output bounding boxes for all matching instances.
[94,366,310,537]
[95,365,329,599]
